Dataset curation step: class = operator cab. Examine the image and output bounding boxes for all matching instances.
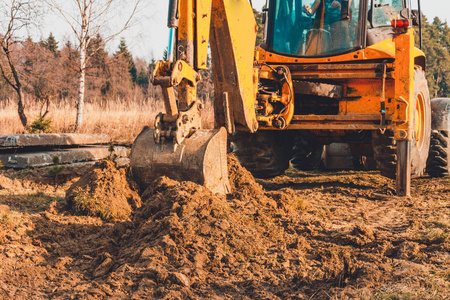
[267,0,407,57]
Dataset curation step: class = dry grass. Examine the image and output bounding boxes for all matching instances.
[0,97,214,143]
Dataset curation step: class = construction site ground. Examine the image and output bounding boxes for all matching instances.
[0,156,449,299]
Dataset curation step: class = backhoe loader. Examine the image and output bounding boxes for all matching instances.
[130,0,450,196]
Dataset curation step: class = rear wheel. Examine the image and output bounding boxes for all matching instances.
[291,132,321,171]
[231,131,293,178]
[427,130,449,176]
[350,143,377,171]
[372,67,431,178]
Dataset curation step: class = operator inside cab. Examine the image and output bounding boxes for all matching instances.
[270,0,406,57]
[303,0,352,54]
[271,0,359,56]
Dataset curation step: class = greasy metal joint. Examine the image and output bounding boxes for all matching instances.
[256,64,294,129]
[154,101,202,148]
[272,117,286,129]
[171,60,201,87]
[397,129,408,139]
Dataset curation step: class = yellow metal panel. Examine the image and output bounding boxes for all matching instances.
[259,36,424,68]
[258,31,421,66]
[210,0,258,132]
[179,0,195,66]
[344,79,395,116]
[258,38,398,65]
[413,47,425,59]
[393,29,415,140]
[366,38,395,58]
[196,0,212,69]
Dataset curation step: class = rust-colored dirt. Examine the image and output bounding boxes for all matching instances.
[0,156,449,299]
[66,160,141,221]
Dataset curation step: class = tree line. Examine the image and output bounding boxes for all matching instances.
[422,16,450,98]
[1,0,142,130]
[0,33,155,110]
[1,7,450,132]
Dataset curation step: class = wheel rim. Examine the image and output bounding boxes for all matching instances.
[414,93,426,149]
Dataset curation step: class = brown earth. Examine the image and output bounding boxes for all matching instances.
[65,160,141,222]
[0,156,449,299]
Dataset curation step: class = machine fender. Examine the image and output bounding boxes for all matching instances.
[413,48,426,72]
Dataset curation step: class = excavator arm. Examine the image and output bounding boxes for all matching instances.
[210,0,259,133]
[130,0,258,194]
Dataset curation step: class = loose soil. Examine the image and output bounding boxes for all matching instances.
[65,160,141,222]
[0,156,449,299]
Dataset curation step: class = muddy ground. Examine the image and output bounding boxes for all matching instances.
[0,157,449,299]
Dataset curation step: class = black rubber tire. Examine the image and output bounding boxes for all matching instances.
[231,130,293,178]
[349,143,378,171]
[291,133,321,171]
[372,130,397,178]
[372,67,431,179]
[427,130,449,177]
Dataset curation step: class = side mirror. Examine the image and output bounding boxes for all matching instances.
[411,9,420,26]
[400,8,411,19]
[262,7,268,24]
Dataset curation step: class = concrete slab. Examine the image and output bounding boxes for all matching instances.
[0,146,127,169]
[0,133,110,148]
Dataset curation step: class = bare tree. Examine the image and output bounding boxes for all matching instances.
[47,0,141,130]
[22,37,63,119]
[0,0,41,128]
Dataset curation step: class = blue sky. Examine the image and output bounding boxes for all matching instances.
[42,0,450,60]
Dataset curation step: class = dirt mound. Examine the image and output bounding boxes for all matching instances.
[0,174,21,191]
[0,175,14,190]
[92,157,319,298]
[227,153,262,194]
[65,160,141,221]
[109,175,295,298]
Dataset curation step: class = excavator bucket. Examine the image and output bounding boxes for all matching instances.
[130,126,230,195]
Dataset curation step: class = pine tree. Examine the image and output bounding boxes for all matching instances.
[116,38,137,83]
[162,47,169,61]
[40,33,59,55]
[421,17,450,97]
[136,68,149,88]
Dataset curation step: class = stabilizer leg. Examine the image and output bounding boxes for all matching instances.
[396,140,411,196]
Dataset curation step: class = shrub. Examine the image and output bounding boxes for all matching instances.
[28,116,52,134]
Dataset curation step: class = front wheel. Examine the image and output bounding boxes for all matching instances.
[372,67,431,178]
[231,131,293,178]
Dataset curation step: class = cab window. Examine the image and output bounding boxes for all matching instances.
[370,0,404,27]
[270,0,362,57]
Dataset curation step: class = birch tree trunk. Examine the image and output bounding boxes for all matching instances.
[75,1,88,131]
[48,0,141,130]
[76,52,86,130]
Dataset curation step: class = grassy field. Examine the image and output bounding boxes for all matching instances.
[0,98,214,143]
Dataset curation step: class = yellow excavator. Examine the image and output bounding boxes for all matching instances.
[130,0,450,196]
